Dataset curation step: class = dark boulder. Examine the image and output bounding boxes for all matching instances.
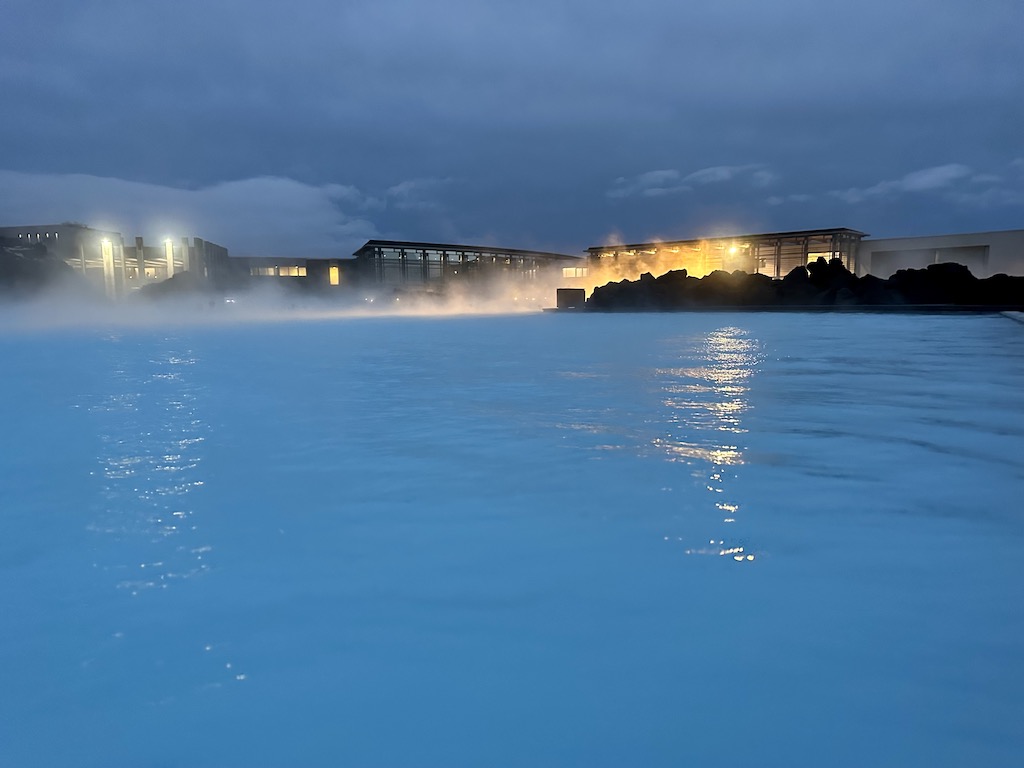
[778,265,818,305]
[850,273,903,305]
[887,262,979,304]
[975,273,1024,306]
[0,242,92,297]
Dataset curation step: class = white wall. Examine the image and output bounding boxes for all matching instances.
[856,230,1024,278]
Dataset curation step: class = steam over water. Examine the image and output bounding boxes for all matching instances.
[2,312,1023,767]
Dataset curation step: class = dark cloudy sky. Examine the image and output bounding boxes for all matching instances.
[2,0,1022,257]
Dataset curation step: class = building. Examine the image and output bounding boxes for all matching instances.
[124,236,232,289]
[240,256,349,289]
[351,240,580,290]
[0,224,231,298]
[0,223,128,297]
[587,228,866,281]
[585,227,1024,284]
[854,229,1024,278]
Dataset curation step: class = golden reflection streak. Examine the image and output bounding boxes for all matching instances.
[655,328,761,562]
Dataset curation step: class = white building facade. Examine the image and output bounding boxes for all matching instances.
[856,229,1024,278]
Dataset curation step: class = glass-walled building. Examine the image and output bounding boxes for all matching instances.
[587,228,867,281]
[351,240,580,288]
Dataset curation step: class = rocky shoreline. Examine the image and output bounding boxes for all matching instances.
[584,258,1024,312]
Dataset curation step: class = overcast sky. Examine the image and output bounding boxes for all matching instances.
[2,0,1022,257]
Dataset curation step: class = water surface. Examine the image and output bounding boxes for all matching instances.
[1,312,1022,767]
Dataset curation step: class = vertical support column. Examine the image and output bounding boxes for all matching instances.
[164,240,175,278]
[135,237,145,282]
[194,237,207,278]
[101,238,116,298]
[774,240,782,278]
[182,237,192,273]
[114,240,126,296]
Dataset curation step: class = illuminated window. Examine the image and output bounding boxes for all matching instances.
[562,267,589,278]
[329,265,340,286]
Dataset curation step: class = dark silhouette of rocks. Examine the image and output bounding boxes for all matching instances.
[586,258,1024,311]
[0,240,95,298]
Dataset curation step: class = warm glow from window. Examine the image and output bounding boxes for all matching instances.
[329,265,340,286]
[562,267,589,278]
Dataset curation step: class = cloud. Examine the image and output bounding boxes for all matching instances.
[766,193,812,206]
[946,187,1024,207]
[0,171,380,258]
[386,177,455,211]
[607,170,689,199]
[831,163,973,203]
[608,164,773,200]
[682,164,773,186]
[899,164,973,192]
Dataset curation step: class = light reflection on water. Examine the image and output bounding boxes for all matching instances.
[653,327,763,562]
[552,324,763,561]
[86,336,212,594]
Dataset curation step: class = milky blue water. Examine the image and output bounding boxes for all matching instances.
[2,311,1023,768]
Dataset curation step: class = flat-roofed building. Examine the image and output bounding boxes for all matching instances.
[0,223,128,297]
[351,240,581,288]
[125,237,231,289]
[0,224,230,297]
[854,229,1024,278]
[587,228,867,281]
[240,256,349,289]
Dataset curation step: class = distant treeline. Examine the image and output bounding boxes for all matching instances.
[586,258,1024,311]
